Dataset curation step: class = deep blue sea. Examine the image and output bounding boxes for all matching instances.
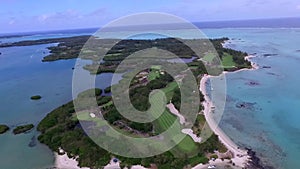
[0,20,300,168]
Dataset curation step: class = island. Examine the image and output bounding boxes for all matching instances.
[13,124,34,135]
[0,125,9,134]
[38,86,228,168]
[30,95,42,100]
[0,36,251,74]
[2,36,256,168]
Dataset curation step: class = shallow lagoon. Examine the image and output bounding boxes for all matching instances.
[0,28,300,168]
[0,43,121,169]
[204,28,300,169]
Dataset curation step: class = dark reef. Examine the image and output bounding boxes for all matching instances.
[236,101,257,110]
[263,54,278,57]
[246,148,274,169]
[28,135,37,147]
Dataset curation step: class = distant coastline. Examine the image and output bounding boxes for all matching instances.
[0,29,268,168]
[1,17,300,37]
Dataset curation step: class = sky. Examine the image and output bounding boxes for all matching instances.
[1,0,300,33]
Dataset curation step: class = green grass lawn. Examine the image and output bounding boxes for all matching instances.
[148,65,162,81]
[174,136,198,153]
[148,90,168,119]
[203,53,216,63]
[76,80,200,156]
[153,110,177,133]
[203,52,237,68]
[161,81,178,101]
[150,82,200,155]
[76,111,107,128]
[152,109,198,155]
[76,111,91,121]
[151,65,162,70]
[105,53,122,57]
[148,69,160,81]
[221,53,236,68]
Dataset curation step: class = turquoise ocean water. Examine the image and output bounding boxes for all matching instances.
[204,28,300,169]
[0,35,122,168]
[0,28,299,168]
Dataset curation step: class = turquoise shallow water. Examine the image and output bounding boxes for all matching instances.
[203,28,300,169]
[0,42,121,169]
[0,28,300,168]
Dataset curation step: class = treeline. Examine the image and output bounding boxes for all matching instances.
[0,35,251,75]
[211,37,251,68]
[37,81,226,168]
[37,97,222,169]
[101,73,175,133]
[130,73,173,111]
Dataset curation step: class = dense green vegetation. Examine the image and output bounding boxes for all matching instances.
[192,114,206,137]
[104,86,111,93]
[211,38,251,71]
[0,36,91,61]
[37,68,228,168]
[148,66,161,81]
[77,88,102,98]
[129,73,174,112]
[37,70,227,168]
[13,124,34,134]
[203,53,216,63]
[30,95,42,100]
[222,53,236,68]
[97,96,111,105]
[0,125,9,134]
[31,36,252,168]
[0,36,251,75]
[37,97,225,169]
[83,38,250,75]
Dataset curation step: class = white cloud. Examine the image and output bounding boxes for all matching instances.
[8,17,16,25]
[37,9,82,23]
[8,20,15,25]
[38,14,51,22]
[297,5,300,10]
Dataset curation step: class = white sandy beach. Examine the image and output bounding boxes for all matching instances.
[56,153,150,169]
[199,74,250,169]
[167,103,202,143]
[191,44,258,168]
[55,75,249,169]
[55,152,90,169]
[55,54,255,169]
[192,159,242,169]
[167,103,186,124]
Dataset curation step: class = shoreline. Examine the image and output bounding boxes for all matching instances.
[54,152,90,169]
[197,74,250,169]
[53,39,259,168]
[54,57,259,169]
[54,150,148,169]
[195,52,264,168]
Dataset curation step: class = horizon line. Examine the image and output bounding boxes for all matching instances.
[1,16,300,36]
